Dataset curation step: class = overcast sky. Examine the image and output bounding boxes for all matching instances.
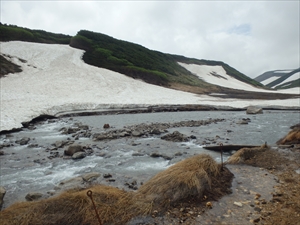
[1,1,299,78]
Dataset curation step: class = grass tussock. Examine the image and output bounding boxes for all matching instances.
[136,154,221,208]
[226,143,269,164]
[0,154,223,225]
[0,185,151,225]
[276,125,300,145]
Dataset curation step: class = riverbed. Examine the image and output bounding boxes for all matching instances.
[0,110,298,210]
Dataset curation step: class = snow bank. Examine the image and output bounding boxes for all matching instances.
[0,41,299,131]
[274,72,300,88]
[178,62,299,94]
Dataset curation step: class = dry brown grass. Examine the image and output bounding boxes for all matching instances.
[0,185,150,225]
[0,154,223,225]
[226,143,269,164]
[136,154,221,208]
[277,127,300,145]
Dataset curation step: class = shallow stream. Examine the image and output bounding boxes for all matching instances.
[0,110,298,211]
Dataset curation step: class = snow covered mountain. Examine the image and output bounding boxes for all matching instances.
[0,41,299,132]
[255,68,300,89]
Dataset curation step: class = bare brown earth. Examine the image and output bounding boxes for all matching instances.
[170,82,300,100]
[135,145,300,225]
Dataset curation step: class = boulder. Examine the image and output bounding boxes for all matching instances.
[72,151,86,159]
[103,124,110,129]
[15,137,30,145]
[132,130,143,137]
[246,106,263,114]
[161,131,189,142]
[82,172,101,182]
[25,192,43,201]
[0,186,6,209]
[64,144,83,156]
[236,118,251,125]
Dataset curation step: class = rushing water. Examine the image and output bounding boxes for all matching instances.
[0,110,299,209]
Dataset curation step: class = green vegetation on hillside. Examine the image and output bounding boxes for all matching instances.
[70,30,197,86]
[275,78,300,89]
[1,24,264,90]
[0,23,71,44]
[70,30,262,88]
[171,55,264,87]
[266,68,300,89]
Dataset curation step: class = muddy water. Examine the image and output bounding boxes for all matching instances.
[0,110,298,212]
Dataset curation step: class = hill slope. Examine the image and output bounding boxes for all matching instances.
[1,41,299,132]
[69,30,264,90]
[0,24,265,93]
[255,68,300,89]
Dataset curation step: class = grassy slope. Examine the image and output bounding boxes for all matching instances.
[0,23,71,44]
[6,24,297,99]
[266,68,300,89]
[69,30,264,89]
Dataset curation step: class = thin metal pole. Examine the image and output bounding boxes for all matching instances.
[219,142,224,170]
[87,190,102,225]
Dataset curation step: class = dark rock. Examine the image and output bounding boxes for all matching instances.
[254,207,262,212]
[78,125,89,130]
[150,128,161,135]
[28,143,39,148]
[64,144,83,156]
[161,131,189,142]
[236,118,251,125]
[0,143,12,149]
[15,137,30,145]
[60,127,80,134]
[0,151,4,155]
[103,173,112,178]
[72,152,86,159]
[162,154,173,160]
[150,152,162,158]
[103,124,110,129]
[108,179,115,182]
[25,192,43,201]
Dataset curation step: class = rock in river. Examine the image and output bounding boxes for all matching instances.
[64,144,84,156]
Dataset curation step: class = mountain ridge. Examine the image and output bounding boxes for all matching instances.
[255,68,300,89]
[0,23,262,90]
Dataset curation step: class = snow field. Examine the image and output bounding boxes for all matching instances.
[0,41,299,131]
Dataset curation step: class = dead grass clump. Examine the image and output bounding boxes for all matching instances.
[136,154,221,208]
[0,154,223,225]
[277,126,300,145]
[0,185,150,225]
[226,144,269,164]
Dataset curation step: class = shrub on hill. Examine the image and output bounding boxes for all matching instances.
[0,23,71,44]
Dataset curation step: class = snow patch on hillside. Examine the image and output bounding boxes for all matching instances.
[178,63,267,92]
[274,72,300,88]
[0,41,299,131]
[261,76,280,85]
